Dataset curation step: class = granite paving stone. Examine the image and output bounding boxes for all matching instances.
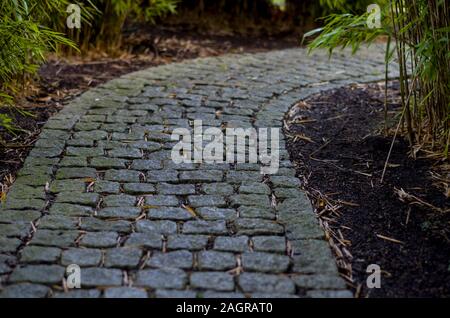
[104,248,142,268]
[61,248,102,267]
[148,207,195,221]
[135,220,177,235]
[196,207,236,221]
[190,272,235,291]
[197,251,236,271]
[125,233,162,249]
[9,265,65,284]
[238,273,296,294]
[122,183,156,195]
[81,268,123,287]
[20,246,61,264]
[166,235,209,251]
[104,169,141,182]
[81,232,118,248]
[214,236,249,253]
[98,207,141,219]
[235,218,284,235]
[80,218,132,233]
[49,203,93,217]
[102,194,137,207]
[0,283,51,298]
[182,220,228,235]
[154,290,197,298]
[188,195,227,208]
[147,250,193,269]
[252,236,286,253]
[144,195,180,206]
[238,206,276,220]
[135,268,187,289]
[241,252,291,273]
[104,287,148,298]
[31,230,79,248]
[53,289,101,298]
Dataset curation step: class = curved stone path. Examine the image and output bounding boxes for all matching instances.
[0,46,397,298]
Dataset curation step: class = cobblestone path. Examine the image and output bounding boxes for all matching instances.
[0,47,397,298]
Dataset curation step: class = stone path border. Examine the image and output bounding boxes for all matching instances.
[0,46,398,298]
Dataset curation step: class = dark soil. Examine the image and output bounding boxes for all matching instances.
[0,27,298,189]
[285,82,450,298]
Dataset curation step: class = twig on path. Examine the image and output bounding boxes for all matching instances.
[305,187,354,281]
[323,114,349,121]
[395,187,449,213]
[376,234,404,244]
[405,207,411,225]
[380,110,404,183]
[285,130,315,143]
[182,204,198,218]
[310,157,372,177]
[338,200,360,207]
[309,139,332,158]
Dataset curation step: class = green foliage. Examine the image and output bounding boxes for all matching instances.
[0,0,178,132]
[0,0,77,132]
[144,0,178,23]
[318,0,376,13]
[304,12,386,54]
[70,0,179,52]
[0,92,14,134]
[0,114,15,134]
[305,0,450,156]
[271,0,286,10]
[306,0,390,52]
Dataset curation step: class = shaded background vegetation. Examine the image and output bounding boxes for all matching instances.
[157,0,372,35]
[1,0,449,157]
[307,0,449,157]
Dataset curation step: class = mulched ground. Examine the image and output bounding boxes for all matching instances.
[0,27,298,190]
[285,82,450,298]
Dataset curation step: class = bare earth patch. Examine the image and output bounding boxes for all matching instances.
[285,82,450,298]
